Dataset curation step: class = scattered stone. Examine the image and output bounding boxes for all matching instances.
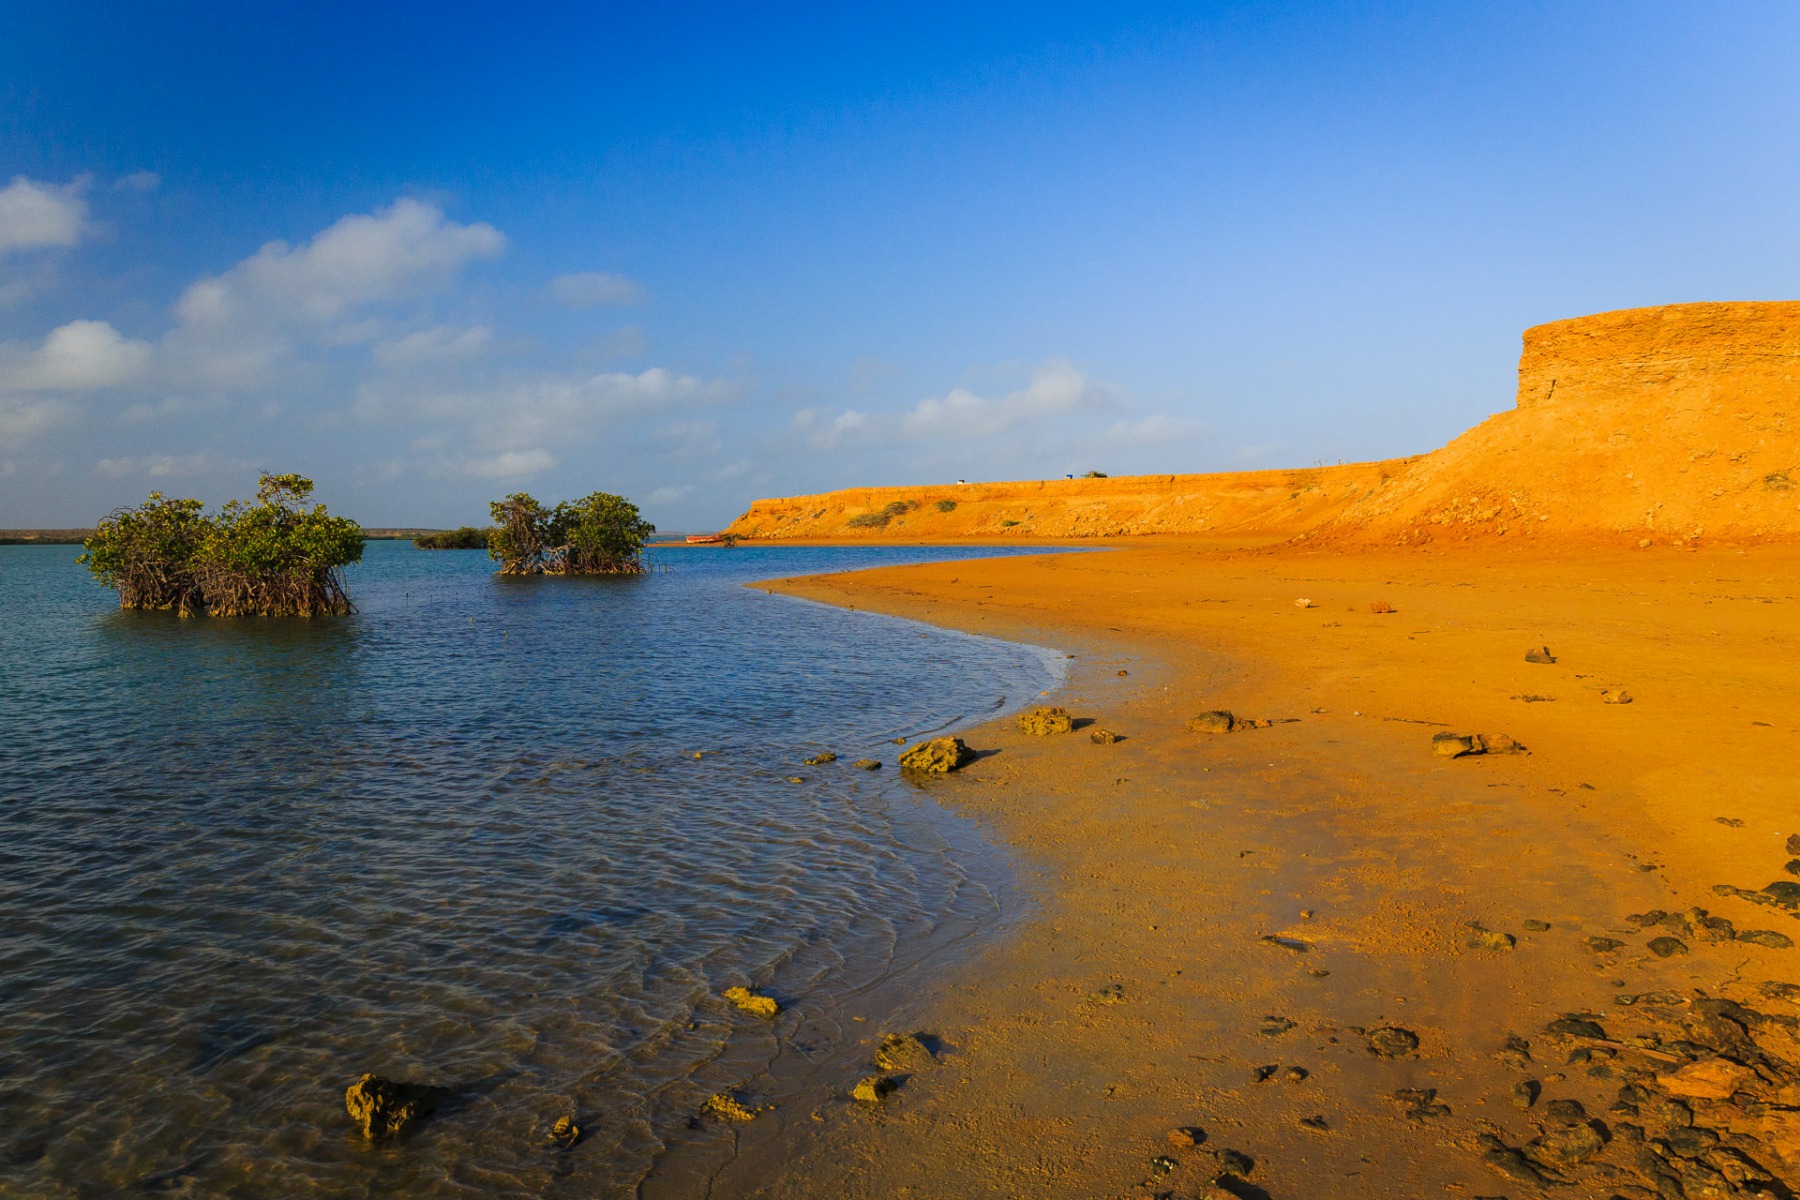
[1433,732,1479,758]
[1546,1015,1607,1039]
[1526,1120,1606,1167]
[851,1074,897,1103]
[1252,1064,1279,1083]
[344,1074,445,1139]
[1761,981,1800,1001]
[549,1115,580,1148]
[1369,600,1396,614]
[1602,689,1633,704]
[1117,669,1129,676]
[703,1091,760,1121]
[873,1032,935,1072]
[1261,934,1310,952]
[1738,929,1794,949]
[1525,646,1558,664]
[1017,706,1074,735]
[1211,1148,1255,1177]
[1790,833,1800,856]
[1511,1079,1540,1109]
[1477,1133,1547,1184]
[803,751,838,766]
[1259,1015,1298,1037]
[1513,693,1556,702]
[1188,710,1236,734]
[1647,936,1689,958]
[1787,858,1800,876]
[1166,1125,1206,1147]
[1543,1098,1588,1124]
[1484,732,1529,754]
[1299,1113,1329,1131]
[1765,880,1800,907]
[898,737,975,774]
[1656,1058,1753,1100]
[1392,1087,1451,1119]
[1088,728,1118,745]
[1092,983,1127,1005]
[1586,936,1627,953]
[723,986,780,1018]
[1148,1155,1179,1178]
[1715,816,1745,827]
[1282,1066,1309,1083]
[1467,922,1517,950]
[1524,918,1552,932]
[1366,1026,1420,1058]
[892,737,906,744]
[850,759,881,770]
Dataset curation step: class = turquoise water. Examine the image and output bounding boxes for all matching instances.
[0,540,1060,1198]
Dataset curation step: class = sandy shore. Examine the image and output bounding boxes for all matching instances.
[706,538,1800,1198]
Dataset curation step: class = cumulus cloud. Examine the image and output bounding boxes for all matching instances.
[0,320,152,392]
[94,451,250,479]
[645,484,693,504]
[0,176,91,254]
[438,448,558,479]
[549,271,645,308]
[0,397,71,447]
[903,359,1102,438]
[371,324,492,367]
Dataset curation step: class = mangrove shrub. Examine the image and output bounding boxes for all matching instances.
[488,490,655,575]
[80,473,364,617]
[414,526,491,550]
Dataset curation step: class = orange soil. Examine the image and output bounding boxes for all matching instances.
[725,302,1800,548]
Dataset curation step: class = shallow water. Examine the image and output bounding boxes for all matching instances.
[0,541,1060,1198]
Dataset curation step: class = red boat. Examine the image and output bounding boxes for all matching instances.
[685,533,722,544]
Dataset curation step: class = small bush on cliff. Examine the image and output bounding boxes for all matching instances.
[488,490,655,575]
[81,473,363,617]
[935,499,957,512]
[846,500,916,529]
[414,526,491,549]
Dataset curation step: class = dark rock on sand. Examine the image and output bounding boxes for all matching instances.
[1526,1120,1606,1168]
[1484,732,1529,754]
[1298,1113,1329,1130]
[1789,833,1800,856]
[1261,934,1310,952]
[1602,688,1633,704]
[1366,1026,1419,1057]
[898,737,975,774]
[1188,710,1236,734]
[1258,1015,1298,1037]
[1511,1079,1541,1109]
[852,1074,898,1103]
[1523,918,1552,931]
[1432,731,1479,758]
[1466,922,1516,950]
[1477,1133,1547,1184]
[345,1074,446,1139]
[1017,706,1074,735]
[1586,936,1627,953]
[1646,936,1689,957]
[1543,1098,1588,1124]
[1392,1088,1450,1120]
[873,1032,935,1072]
[1545,1015,1607,1039]
[1089,728,1118,745]
[1764,880,1800,907]
[1786,858,1800,876]
[1525,645,1557,664]
[1739,929,1794,948]
[1166,1125,1206,1147]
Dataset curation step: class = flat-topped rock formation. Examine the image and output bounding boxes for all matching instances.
[725,302,1800,546]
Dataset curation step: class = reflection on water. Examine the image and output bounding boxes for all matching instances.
[0,541,1059,1198]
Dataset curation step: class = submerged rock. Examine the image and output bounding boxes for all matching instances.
[1017,706,1074,735]
[898,737,975,774]
[1188,710,1236,735]
[344,1074,446,1139]
[703,1091,760,1121]
[549,1115,581,1148]
[850,759,881,771]
[803,751,837,766]
[723,985,781,1018]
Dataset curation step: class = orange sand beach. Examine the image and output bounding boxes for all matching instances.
[703,304,1800,1198]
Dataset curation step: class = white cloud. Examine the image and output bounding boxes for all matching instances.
[0,176,90,254]
[645,485,693,504]
[440,448,558,479]
[903,359,1101,439]
[0,321,152,392]
[372,324,492,367]
[1105,414,1205,445]
[549,271,645,308]
[94,451,249,479]
[115,171,161,193]
[0,397,71,447]
[173,198,504,333]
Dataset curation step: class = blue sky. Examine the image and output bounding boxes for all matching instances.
[3,2,1799,528]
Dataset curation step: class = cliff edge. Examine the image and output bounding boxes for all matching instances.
[724,302,1800,546]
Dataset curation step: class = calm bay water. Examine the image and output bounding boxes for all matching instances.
[0,540,1060,1198]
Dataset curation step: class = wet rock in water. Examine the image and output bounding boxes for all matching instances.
[1017,706,1074,735]
[1602,689,1633,704]
[1166,1125,1206,1147]
[1523,919,1552,932]
[1366,1026,1420,1058]
[850,758,881,771]
[1525,645,1557,664]
[1586,936,1627,953]
[1477,1133,1547,1184]
[803,751,838,766]
[723,986,781,1018]
[1432,731,1479,758]
[1467,922,1517,950]
[1543,1098,1588,1125]
[1647,936,1689,957]
[898,737,975,774]
[785,776,805,784]
[1545,1015,1607,1040]
[703,1091,760,1121]
[873,1032,935,1072]
[1088,728,1118,745]
[1511,1079,1541,1109]
[1738,929,1794,949]
[1188,710,1236,735]
[851,1074,898,1103]
[549,1115,580,1148]
[344,1074,446,1139]
[1527,1120,1606,1168]
[1656,1058,1753,1100]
